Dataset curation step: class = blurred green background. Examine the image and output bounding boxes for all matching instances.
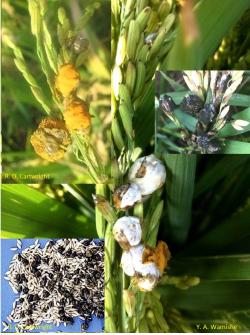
[155,154,250,332]
[1,184,97,238]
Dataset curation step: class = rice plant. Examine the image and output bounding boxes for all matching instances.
[103,1,177,331]
[156,71,250,154]
[2,0,110,183]
[111,0,177,176]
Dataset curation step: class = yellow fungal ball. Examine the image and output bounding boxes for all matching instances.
[155,241,171,275]
[64,98,91,131]
[30,118,71,162]
[55,64,80,97]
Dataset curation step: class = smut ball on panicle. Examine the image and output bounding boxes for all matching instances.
[55,64,80,98]
[30,118,71,162]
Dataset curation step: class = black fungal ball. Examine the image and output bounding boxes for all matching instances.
[48,240,56,247]
[43,257,49,264]
[64,291,71,298]
[57,246,65,254]
[58,309,65,316]
[159,94,176,114]
[81,321,89,331]
[66,317,74,325]
[199,103,216,126]
[16,274,21,283]
[31,267,38,274]
[22,287,29,294]
[82,239,91,246]
[21,257,29,266]
[65,251,72,257]
[73,277,80,285]
[41,277,47,286]
[181,94,204,115]
[27,294,34,302]
[43,290,50,298]
[33,294,40,301]
[26,309,33,316]
[35,255,41,263]
[20,274,26,282]
[53,263,60,271]
[34,271,41,278]
[59,298,66,305]
[26,318,33,326]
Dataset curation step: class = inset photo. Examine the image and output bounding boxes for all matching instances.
[2,1,111,184]
[155,71,250,154]
[1,239,104,333]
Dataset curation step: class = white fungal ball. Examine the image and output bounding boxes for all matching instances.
[121,244,160,278]
[113,216,142,249]
[113,183,142,210]
[130,245,160,278]
[134,276,159,292]
[121,250,135,276]
[128,154,166,196]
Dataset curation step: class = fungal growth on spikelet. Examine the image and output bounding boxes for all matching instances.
[64,97,91,132]
[55,64,80,98]
[30,118,71,162]
[110,154,170,292]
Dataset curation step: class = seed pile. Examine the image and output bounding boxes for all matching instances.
[4,239,104,332]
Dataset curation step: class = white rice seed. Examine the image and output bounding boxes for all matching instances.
[17,239,22,249]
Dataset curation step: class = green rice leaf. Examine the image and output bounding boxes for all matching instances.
[174,109,197,132]
[218,123,250,137]
[1,185,96,238]
[233,107,250,120]
[222,141,250,154]
[165,0,250,69]
[180,206,250,256]
[164,154,196,245]
[159,280,250,311]
[194,155,250,197]
[230,94,250,107]
[169,255,250,281]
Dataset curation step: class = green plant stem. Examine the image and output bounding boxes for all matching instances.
[72,133,101,183]
[95,184,107,238]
